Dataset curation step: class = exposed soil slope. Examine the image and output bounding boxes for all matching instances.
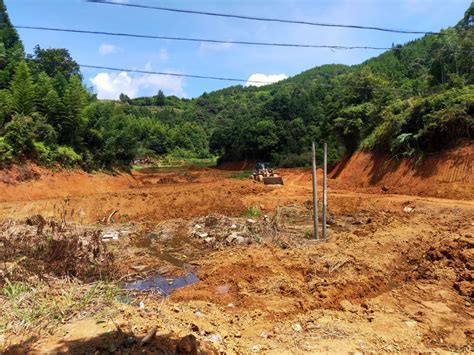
[330,144,474,200]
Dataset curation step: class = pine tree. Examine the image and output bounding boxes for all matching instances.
[44,89,63,126]
[61,75,88,146]
[0,0,25,89]
[156,90,165,106]
[10,61,35,115]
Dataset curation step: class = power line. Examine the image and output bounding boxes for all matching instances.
[85,0,446,36]
[80,64,273,84]
[14,25,387,51]
[15,25,474,54]
[79,63,429,95]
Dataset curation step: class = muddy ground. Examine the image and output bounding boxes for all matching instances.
[0,163,473,353]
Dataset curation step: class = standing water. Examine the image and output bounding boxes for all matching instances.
[123,273,199,296]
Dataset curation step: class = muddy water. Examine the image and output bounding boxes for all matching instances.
[125,223,203,295]
[123,273,199,295]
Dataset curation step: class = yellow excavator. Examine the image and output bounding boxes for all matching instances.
[251,162,284,185]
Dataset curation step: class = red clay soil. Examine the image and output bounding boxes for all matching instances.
[0,163,138,202]
[330,144,474,200]
[0,144,472,225]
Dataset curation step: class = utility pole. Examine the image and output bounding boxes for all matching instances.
[322,143,328,239]
[311,142,319,240]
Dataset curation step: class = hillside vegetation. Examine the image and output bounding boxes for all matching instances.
[0,0,472,169]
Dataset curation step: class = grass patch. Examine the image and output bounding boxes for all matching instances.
[0,280,123,336]
[229,170,252,180]
[241,205,262,218]
[133,156,218,172]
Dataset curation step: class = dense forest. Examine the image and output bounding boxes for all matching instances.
[0,0,472,169]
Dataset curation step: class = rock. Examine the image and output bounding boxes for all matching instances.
[292,323,302,332]
[190,323,199,332]
[226,232,248,244]
[259,331,269,338]
[194,224,202,229]
[140,326,157,346]
[403,206,415,213]
[139,301,145,309]
[404,320,417,328]
[216,284,230,294]
[206,333,222,344]
[195,232,209,238]
[204,237,215,244]
[176,334,198,355]
[130,264,147,272]
[102,230,120,241]
[340,300,357,313]
[246,218,256,224]
[194,310,204,317]
[230,224,237,229]
[235,236,247,244]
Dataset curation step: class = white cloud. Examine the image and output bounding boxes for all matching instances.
[158,48,169,61]
[99,43,120,56]
[246,73,288,87]
[199,42,234,51]
[90,71,186,100]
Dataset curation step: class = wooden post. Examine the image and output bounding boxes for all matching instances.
[311,142,319,240]
[322,143,328,240]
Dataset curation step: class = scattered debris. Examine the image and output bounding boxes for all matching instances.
[141,327,157,345]
[0,217,114,285]
[292,323,303,332]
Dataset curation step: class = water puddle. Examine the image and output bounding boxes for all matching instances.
[123,272,199,296]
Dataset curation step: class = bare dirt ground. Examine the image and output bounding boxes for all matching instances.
[1,149,473,353]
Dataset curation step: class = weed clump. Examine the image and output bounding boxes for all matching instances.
[0,217,115,286]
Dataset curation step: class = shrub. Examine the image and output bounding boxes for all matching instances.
[241,205,262,218]
[3,115,35,156]
[32,141,54,166]
[54,146,82,167]
[0,137,14,162]
[274,151,312,168]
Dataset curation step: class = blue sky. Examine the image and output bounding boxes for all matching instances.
[6,0,472,99]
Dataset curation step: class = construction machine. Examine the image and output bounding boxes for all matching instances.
[251,162,284,185]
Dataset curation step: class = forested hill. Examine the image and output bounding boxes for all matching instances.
[0,1,473,170]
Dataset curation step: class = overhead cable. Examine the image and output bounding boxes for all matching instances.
[15,25,473,53]
[85,0,448,36]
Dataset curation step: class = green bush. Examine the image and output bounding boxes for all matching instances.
[274,151,312,168]
[32,141,55,165]
[3,115,35,156]
[241,205,262,218]
[54,146,81,167]
[0,137,14,162]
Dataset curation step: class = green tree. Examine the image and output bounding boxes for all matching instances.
[0,0,25,89]
[0,89,13,127]
[28,45,81,80]
[156,90,165,106]
[10,61,35,115]
[60,75,89,147]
